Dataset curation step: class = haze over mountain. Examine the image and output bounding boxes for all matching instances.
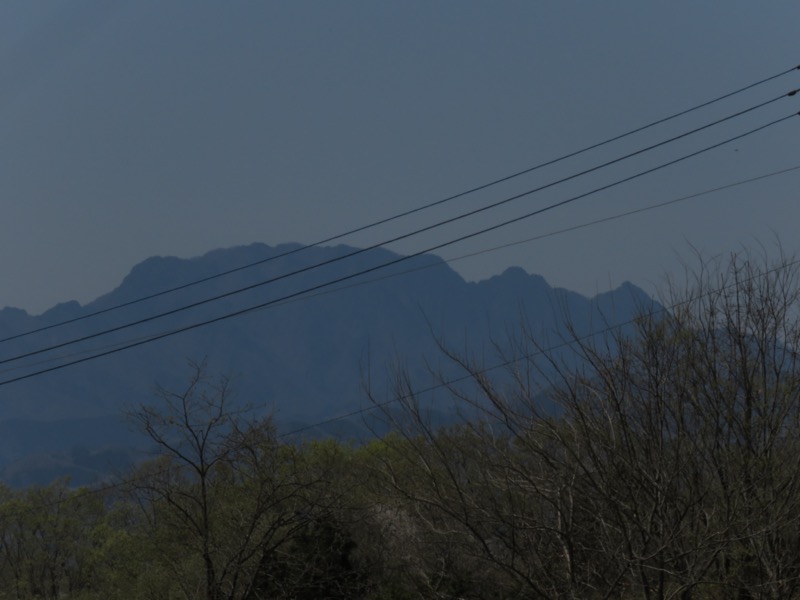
[0,243,655,485]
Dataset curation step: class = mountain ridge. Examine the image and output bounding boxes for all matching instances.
[0,243,656,485]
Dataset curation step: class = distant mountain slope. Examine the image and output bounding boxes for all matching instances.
[0,243,656,484]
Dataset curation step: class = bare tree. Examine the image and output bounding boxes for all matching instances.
[127,359,337,600]
[371,246,800,599]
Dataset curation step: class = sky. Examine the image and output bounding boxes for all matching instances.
[1,1,799,314]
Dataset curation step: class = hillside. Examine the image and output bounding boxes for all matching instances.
[0,243,655,484]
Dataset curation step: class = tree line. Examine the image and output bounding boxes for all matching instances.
[1,250,800,599]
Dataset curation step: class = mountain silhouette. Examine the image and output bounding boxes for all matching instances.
[0,243,656,485]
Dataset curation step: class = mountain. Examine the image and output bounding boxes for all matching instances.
[0,243,656,485]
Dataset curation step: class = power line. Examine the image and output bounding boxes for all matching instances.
[4,163,797,379]
[3,65,797,346]
[1,111,795,386]
[1,93,795,368]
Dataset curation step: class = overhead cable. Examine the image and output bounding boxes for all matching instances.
[1,92,795,368]
[3,65,797,345]
[3,164,798,379]
[0,111,796,386]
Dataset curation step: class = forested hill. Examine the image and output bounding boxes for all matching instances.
[0,243,654,484]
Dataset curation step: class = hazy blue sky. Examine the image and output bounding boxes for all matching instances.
[1,1,798,314]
